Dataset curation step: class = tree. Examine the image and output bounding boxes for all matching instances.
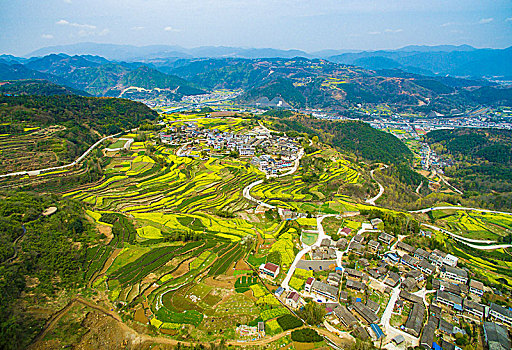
[301,301,326,325]
[312,135,319,144]
[266,251,281,266]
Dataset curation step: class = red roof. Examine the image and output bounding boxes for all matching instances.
[287,291,300,302]
[264,262,279,273]
[341,227,352,234]
[305,277,314,285]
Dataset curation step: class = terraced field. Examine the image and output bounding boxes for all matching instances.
[251,150,362,213]
[66,147,262,215]
[433,209,512,241]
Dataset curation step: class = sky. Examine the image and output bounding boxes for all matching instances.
[1,0,511,56]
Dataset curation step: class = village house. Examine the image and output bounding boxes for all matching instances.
[404,302,425,337]
[384,272,400,287]
[345,268,363,280]
[351,302,379,324]
[336,238,348,250]
[414,247,430,260]
[440,265,468,284]
[429,249,447,267]
[259,262,280,279]
[418,259,436,275]
[463,298,485,319]
[353,234,364,244]
[420,317,437,350]
[469,279,485,297]
[402,277,418,292]
[483,322,511,350]
[348,241,364,255]
[327,272,342,287]
[285,291,301,308]
[405,269,424,282]
[436,290,463,312]
[396,241,416,255]
[401,254,419,269]
[378,232,394,245]
[346,279,365,292]
[442,254,459,267]
[489,303,512,327]
[311,280,339,301]
[334,305,358,328]
[304,277,314,293]
[367,240,380,252]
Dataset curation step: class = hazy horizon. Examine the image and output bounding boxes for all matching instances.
[1,0,511,56]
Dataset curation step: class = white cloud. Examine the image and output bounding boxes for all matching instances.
[131,26,145,31]
[63,0,72,3]
[479,18,494,24]
[56,19,96,29]
[41,34,54,39]
[164,26,181,32]
[440,22,455,27]
[368,31,381,35]
[506,17,512,22]
[384,28,403,33]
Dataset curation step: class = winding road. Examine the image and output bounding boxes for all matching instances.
[365,164,388,206]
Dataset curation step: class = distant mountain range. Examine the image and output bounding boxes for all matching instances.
[1,51,511,113]
[15,42,512,79]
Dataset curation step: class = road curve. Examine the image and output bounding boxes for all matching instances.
[365,164,388,205]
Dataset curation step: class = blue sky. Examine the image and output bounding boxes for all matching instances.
[1,0,511,55]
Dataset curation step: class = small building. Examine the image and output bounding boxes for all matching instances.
[483,321,511,350]
[442,254,458,267]
[370,323,385,340]
[438,318,454,335]
[393,335,405,345]
[339,290,348,303]
[469,279,485,297]
[400,290,423,304]
[275,286,284,297]
[259,262,280,279]
[440,265,468,284]
[370,218,383,228]
[258,321,265,335]
[304,277,314,293]
[340,227,352,236]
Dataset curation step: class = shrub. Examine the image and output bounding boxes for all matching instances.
[277,314,303,331]
[291,328,323,343]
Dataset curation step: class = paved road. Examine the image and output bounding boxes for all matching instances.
[410,205,512,216]
[366,165,388,205]
[0,129,135,178]
[422,223,512,250]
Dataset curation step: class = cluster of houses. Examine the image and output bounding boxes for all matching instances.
[256,217,511,349]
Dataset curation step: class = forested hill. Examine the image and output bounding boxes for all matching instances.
[0,80,89,96]
[271,115,413,164]
[0,94,158,135]
[426,128,512,198]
